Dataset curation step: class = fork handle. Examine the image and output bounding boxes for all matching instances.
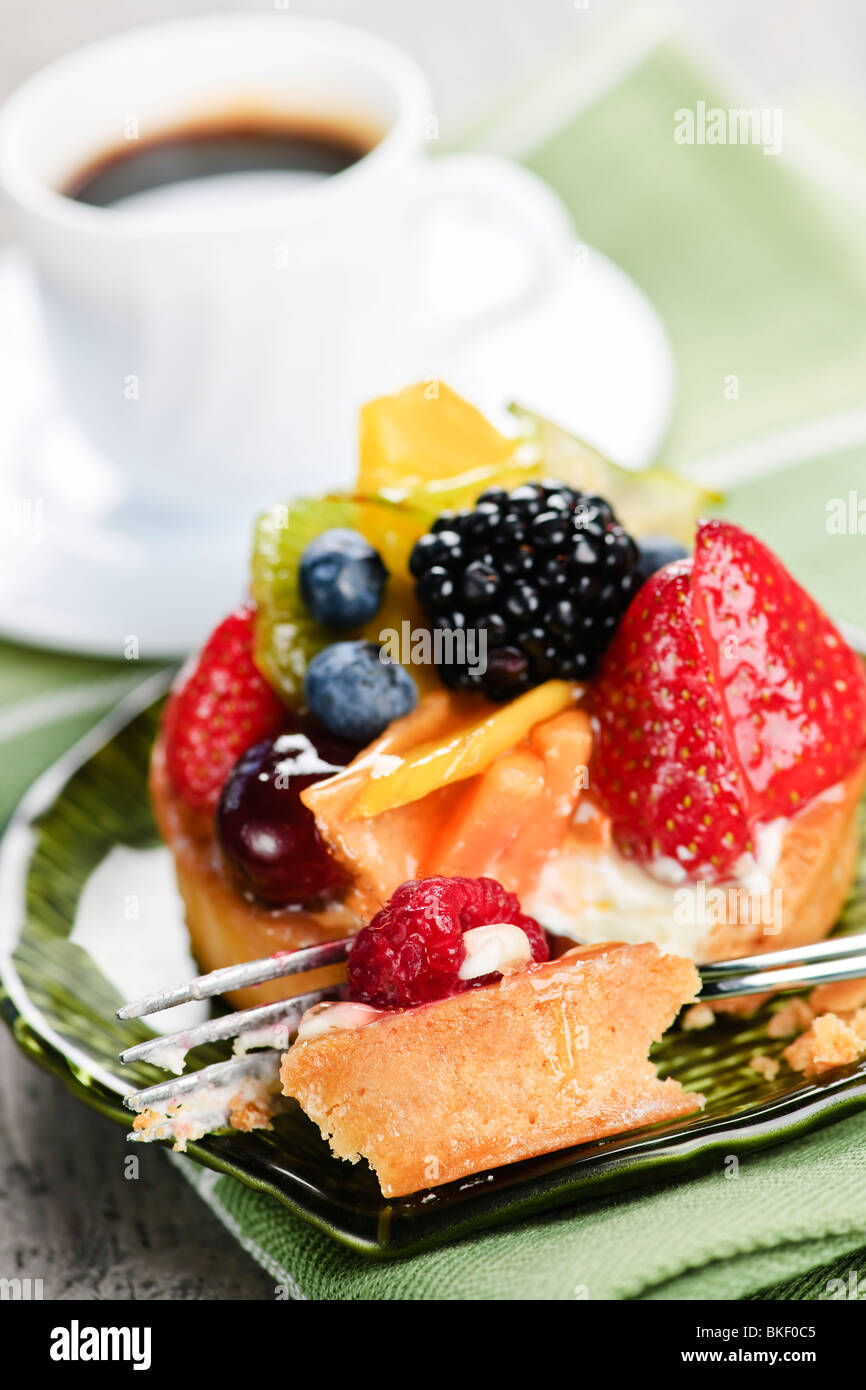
[700,954,866,1001]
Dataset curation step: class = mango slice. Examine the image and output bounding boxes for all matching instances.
[301,691,473,919]
[302,690,594,916]
[358,381,540,517]
[424,748,546,880]
[502,709,594,896]
[348,679,580,820]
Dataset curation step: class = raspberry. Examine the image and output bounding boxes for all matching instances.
[347,876,548,1008]
[163,604,286,812]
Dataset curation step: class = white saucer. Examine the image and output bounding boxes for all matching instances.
[0,245,674,659]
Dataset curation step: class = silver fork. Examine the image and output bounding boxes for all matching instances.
[116,930,866,1131]
[116,936,354,1133]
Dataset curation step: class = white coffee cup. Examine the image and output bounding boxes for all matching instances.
[0,13,573,517]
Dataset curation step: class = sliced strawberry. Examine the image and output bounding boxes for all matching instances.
[593,520,866,882]
[693,520,866,816]
[162,604,286,812]
[592,564,753,880]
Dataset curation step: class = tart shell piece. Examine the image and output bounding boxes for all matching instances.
[280,941,702,1198]
[701,762,866,963]
[150,738,360,1010]
[700,761,866,1016]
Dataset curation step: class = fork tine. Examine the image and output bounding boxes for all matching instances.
[118,987,338,1071]
[124,1052,280,1111]
[115,936,353,1020]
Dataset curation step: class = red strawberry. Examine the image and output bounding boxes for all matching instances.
[592,562,753,880]
[163,605,285,812]
[593,521,866,881]
[693,519,866,816]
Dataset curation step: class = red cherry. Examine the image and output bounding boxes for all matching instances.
[216,730,353,908]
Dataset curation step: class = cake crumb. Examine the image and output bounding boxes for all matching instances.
[682,1002,715,1030]
[749,1054,780,1080]
[783,1012,866,1078]
[228,1093,275,1133]
[767,996,814,1038]
[809,978,866,1016]
[131,1107,163,1136]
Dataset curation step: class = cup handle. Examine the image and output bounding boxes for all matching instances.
[411,152,575,352]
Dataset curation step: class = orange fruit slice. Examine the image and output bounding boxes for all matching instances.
[348,680,579,820]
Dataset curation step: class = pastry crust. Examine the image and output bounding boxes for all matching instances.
[700,761,865,1015]
[701,762,866,963]
[150,739,360,1009]
[280,941,702,1197]
[783,1010,866,1077]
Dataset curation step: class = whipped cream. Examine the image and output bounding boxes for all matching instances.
[296,1001,387,1041]
[527,807,797,960]
[458,922,532,979]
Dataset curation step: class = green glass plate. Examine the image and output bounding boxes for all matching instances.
[2,672,866,1258]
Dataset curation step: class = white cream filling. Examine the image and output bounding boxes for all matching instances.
[233,1021,294,1055]
[296,1001,387,1041]
[142,1040,191,1076]
[731,818,787,895]
[526,808,798,961]
[458,922,532,979]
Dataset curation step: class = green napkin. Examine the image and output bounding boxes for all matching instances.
[3,14,866,1298]
[469,17,866,474]
[172,1111,866,1299]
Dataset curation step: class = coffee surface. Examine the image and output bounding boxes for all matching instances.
[64,118,373,209]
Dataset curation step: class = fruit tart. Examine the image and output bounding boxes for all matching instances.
[148,381,866,1189]
[153,383,866,1015]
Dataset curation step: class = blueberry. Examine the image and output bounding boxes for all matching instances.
[299,528,388,630]
[304,641,417,744]
[636,534,689,581]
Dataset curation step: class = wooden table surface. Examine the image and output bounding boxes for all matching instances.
[1,0,865,1301]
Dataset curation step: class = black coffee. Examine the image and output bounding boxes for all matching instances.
[64,116,375,208]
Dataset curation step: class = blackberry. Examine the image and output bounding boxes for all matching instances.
[409,480,643,700]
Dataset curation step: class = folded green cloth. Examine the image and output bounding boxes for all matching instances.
[3,14,866,1298]
[468,13,866,474]
[173,1110,866,1299]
